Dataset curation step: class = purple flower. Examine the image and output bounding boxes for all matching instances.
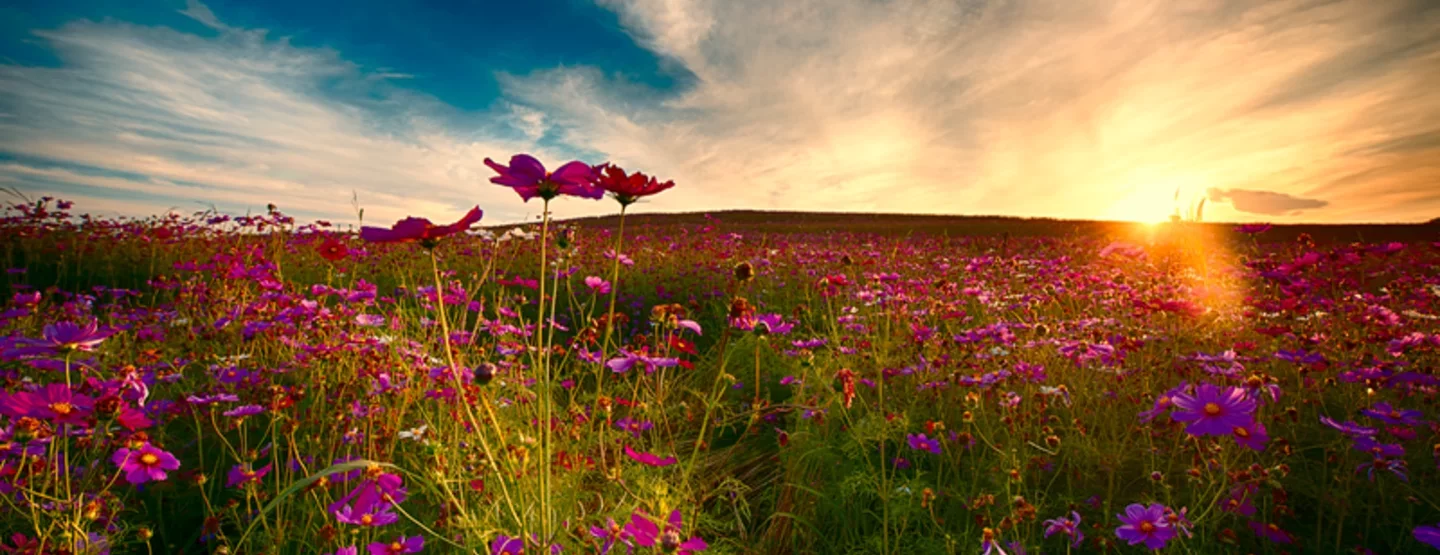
[223,404,265,418]
[1353,437,1405,458]
[227,462,272,488]
[360,207,483,244]
[1043,511,1084,547]
[1169,383,1256,436]
[607,350,679,374]
[1320,416,1378,437]
[1115,503,1176,549]
[1414,523,1440,550]
[6,320,116,356]
[1361,402,1424,426]
[732,313,794,335]
[485,154,603,202]
[367,535,423,554]
[328,469,408,517]
[907,433,942,455]
[1249,521,1294,544]
[112,442,181,485]
[491,534,523,555]
[1231,420,1269,452]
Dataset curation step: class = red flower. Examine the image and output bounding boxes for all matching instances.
[594,163,675,206]
[317,238,349,261]
[359,207,483,244]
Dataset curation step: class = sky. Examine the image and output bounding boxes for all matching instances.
[1,0,1437,226]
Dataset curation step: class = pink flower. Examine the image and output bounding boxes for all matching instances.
[585,276,612,294]
[623,445,678,467]
[360,207,483,244]
[112,442,181,485]
[367,535,423,554]
[623,509,707,554]
[484,154,602,202]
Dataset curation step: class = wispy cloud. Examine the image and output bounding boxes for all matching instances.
[507,0,1440,222]
[0,6,576,225]
[2,0,1437,223]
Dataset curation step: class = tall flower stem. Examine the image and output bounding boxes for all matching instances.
[534,199,554,546]
[429,250,522,530]
[595,204,628,466]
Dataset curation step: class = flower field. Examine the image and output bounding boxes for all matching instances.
[2,158,1439,554]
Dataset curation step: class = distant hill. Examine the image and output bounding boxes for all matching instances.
[550,209,1439,244]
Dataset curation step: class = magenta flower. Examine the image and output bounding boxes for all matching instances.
[1169,383,1255,436]
[328,470,408,516]
[490,534,524,555]
[906,433,942,455]
[1320,416,1377,437]
[623,445,678,467]
[484,154,602,202]
[367,535,423,555]
[360,207,483,244]
[6,320,115,357]
[1249,521,1293,544]
[1231,420,1269,452]
[584,276,612,294]
[4,383,95,426]
[607,350,679,374]
[227,462,273,488]
[1415,523,1440,550]
[589,518,625,555]
[1043,511,1084,547]
[1361,402,1424,426]
[623,509,707,554]
[1115,503,1176,549]
[732,313,794,335]
[112,443,181,485]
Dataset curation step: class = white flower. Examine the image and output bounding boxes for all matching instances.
[398,425,429,442]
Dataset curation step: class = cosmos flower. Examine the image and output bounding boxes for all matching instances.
[732,313,795,335]
[1169,383,1256,436]
[112,443,181,485]
[1231,421,1270,452]
[485,154,602,202]
[623,445,678,467]
[1249,521,1294,544]
[226,462,273,488]
[6,320,116,357]
[367,535,423,555]
[589,518,625,555]
[1043,511,1084,547]
[1320,416,1378,438]
[1414,523,1440,550]
[593,163,676,206]
[623,510,707,554]
[1115,503,1176,549]
[907,433,942,455]
[584,276,612,294]
[360,207,483,244]
[4,384,94,427]
[318,238,349,261]
[1361,402,1424,426]
[490,535,523,555]
[607,350,680,374]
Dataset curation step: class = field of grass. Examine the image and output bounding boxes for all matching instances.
[2,194,1439,554]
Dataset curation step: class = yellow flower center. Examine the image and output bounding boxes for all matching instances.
[1233,426,1249,438]
[1139,522,1155,534]
[50,402,73,415]
[361,514,374,525]
[1203,402,1222,416]
[140,453,159,466]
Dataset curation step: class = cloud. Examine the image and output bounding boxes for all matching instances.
[2,0,1439,224]
[1206,187,1328,216]
[0,3,579,225]
[502,0,1440,222]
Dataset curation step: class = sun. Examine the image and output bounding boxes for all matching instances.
[1103,188,1176,224]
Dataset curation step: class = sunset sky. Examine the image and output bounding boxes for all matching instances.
[1,0,1437,225]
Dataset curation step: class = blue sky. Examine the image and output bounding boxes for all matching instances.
[2,0,1438,225]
